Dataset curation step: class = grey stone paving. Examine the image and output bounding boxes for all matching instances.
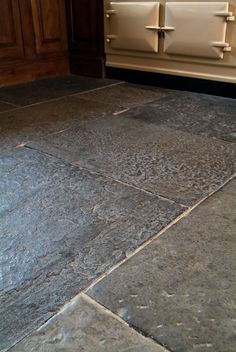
[88,179,236,352]
[0,75,116,106]
[0,147,183,351]
[0,96,121,150]
[10,294,167,352]
[79,82,168,108]
[1,75,236,352]
[28,113,236,206]
[0,101,16,113]
[122,90,236,143]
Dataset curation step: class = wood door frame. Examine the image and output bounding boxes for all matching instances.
[65,0,105,78]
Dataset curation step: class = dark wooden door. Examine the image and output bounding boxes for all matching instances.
[0,0,24,59]
[30,0,68,55]
[0,0,69,87]
[66,0,105,77]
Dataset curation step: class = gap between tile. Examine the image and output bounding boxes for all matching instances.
[82,173,236,294]
[7,293,171,352]
[112,108,130,115]
[83,294,172,352]
[24,142,236,210]
[0,81,125,114]
[5,162,236,351]
[23,143,187,208]
[0,100,19,108]
[71,81,125,98]
[3,79,235,351]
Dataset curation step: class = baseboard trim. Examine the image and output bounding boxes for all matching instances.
[69,56,105,78]
[0,55,69,88]
[106,67,236,99]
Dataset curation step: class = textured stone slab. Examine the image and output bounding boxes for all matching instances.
[11,294,167,352]
[28,114,236,206]
[125,90,236,143]
[79,82,168,108]
[0,101,17,113]
[88,179,236,352]
[0,147,183,351]
[0,75,117,106]
[0,96,120,151]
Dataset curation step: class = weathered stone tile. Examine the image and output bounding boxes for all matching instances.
[0,96,120,151]
[124,90,236,143]
[10,294,167,352]
[28,114,236,206]
[0,147,183,351]
[0,146,64,214]
[0,75,117,106]
[78,82,168,108]
[88,179,236,352]
[0,101,17,113]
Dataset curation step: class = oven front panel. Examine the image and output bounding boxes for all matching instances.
[107,2,160,52]
[104,0,236,83]
[164,2,229,59]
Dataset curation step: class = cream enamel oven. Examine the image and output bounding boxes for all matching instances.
[104,1,236,83]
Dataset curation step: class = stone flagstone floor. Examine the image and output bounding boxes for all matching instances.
[0,75,235,352]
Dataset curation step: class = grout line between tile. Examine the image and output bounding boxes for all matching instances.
[6,294,171,352]
[112,108,130,115]
[5,156,236,351]
[38,173,234,352]
[70,80,125,97]
[23,142,236,211]
[82,171,236,293]
[0,100,19,108]
[82,293,135,325]
[2,79,235,351]
[22,169,233,337]
[72,162,188,208]
[22,142,186,208]
[0,81,125,114]
[82,293,171,352]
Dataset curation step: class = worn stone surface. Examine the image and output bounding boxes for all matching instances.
[29,114,236,206]
[0,75,117,106]
[0,101,17,113]
[79,82,168,108]
[88,179,236,352]
[124,90,236,143]
[0,96,121,151]
[2,76,236,352]
[10,294,167,352]
[0,147,183,351]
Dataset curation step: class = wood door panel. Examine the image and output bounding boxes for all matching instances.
[40,0,61,41]
[31,0,67,54]
[0,1,15,44]
[0,0,24,59]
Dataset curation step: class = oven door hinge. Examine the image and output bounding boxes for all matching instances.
[214,11,235,21]
[105,10,116,18]
[212,41,232,52]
